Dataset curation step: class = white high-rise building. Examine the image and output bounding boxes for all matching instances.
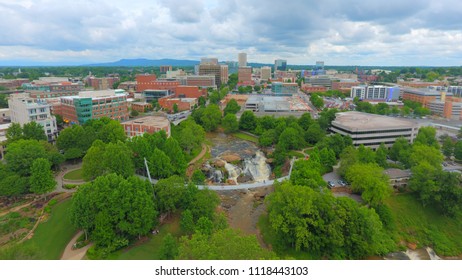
[8,93,58,141]
[238,53,247,67]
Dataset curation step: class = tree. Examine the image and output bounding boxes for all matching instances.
[163,138,187,176]
[188,188,220,221]
[0,165,29,197]
[389,137,410,162]
[345,163,392,206]
[290,159,326,190]
[178,228,276,260]
[223,99,241,116]
[409,161,441,206]
[154,175,186,214]
[30,158,56,196]
[180,209,195,235]
[82,140,107,181]
[442,136,454,158]
[5,123,23,143]
[173,103,179,113]
[318,108,338,130]
[455,141,462,160]
[200,104,222,132]
[195,216,214,235]
[278,127,305,151]
[149,148,174,179]
[375,143,388,168]
[198,96,206,107]
[239,110,257,131]
[70,174,157,253]
[191,170,206,185]
[319,147,336,173]
[222,113,239,133]
[158,233,179,260]
[298,113,314,130]
[22,122,47,141]
[266,181,393,258]
[415,126,439,148]
[103,141,135,178]
[305,122,325,144]
[409,144,443,169]
[258,129,277,147]
[358,145,376,164]
[4,139,48,176]
[310,94,324,109]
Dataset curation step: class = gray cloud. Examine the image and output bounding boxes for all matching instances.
[0,0,461,65]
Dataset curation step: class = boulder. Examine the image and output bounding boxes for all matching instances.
[212,159,226,168]
[220,153,241,163]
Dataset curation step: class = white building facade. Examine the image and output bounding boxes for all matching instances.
[8,93,58,141]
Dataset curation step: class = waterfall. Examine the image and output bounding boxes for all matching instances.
[225,162,242,184]
[243,150,271,182]
[213,170,224,183]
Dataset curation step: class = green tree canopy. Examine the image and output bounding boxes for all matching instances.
[239,110,257,131]
[223,99,241,116]
[30,158,56,195]
[70,174,157,252]
[222,113,239,133]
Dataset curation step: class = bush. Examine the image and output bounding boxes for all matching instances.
[63,184,78,190]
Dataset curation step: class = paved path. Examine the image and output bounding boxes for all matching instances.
[61,231,92,260]
[53,162,83,193]
[188,143,208,166]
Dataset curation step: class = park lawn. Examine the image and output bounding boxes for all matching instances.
[110,214,182,260]
[257,214,317,260]
[63,168,84,181]
[288,151,305,159]
[24,199,76,259]
[386,194,462,256]
[232,132,258,143]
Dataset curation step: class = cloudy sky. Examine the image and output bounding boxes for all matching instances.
[0,0,461,66]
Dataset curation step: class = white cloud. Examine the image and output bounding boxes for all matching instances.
[0,0,461,65]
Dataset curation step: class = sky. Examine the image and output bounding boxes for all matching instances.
[0,0,461,66]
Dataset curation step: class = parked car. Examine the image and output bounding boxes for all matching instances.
[328,181,335,188]
[338,180,346,187]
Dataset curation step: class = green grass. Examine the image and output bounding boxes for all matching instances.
[232,132,258,143]
[108,214,182,260]
[24,199,76,259]
[63,168,85,181]
[258,214,316,260]
[386,194,462,256]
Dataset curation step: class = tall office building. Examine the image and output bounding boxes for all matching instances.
[261,66,272,81]
[199,64,222,88]
[238,53,247,67]
[200,57,219,65]
[220,64,229,85]
[8,93,58,141]
[238,66,252,84]
[274,59,287,71]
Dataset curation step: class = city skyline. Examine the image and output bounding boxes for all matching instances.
[0,0,461,66]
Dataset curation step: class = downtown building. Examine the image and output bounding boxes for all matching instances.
[8,92,58,141]
[330,111,418,149]
[56,89,129,125]
[350,85,401,101]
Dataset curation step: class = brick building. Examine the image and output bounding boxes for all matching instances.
[158,97,197,113]
[58,90,129,125]
[136,74,180,93]
[122,115,171,138]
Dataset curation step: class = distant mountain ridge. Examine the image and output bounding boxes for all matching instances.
[84,58,200,67]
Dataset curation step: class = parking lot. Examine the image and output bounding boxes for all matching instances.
[322,171,343,188]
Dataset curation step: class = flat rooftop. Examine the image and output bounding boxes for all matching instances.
[122,116,169,127]
[61,90,128,101]
[332,111,417,131]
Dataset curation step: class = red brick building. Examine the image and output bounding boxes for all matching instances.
[175,86,205,99]
[131,102,153,113]
[301,85,327,93]
[122,115,171,138]
[86,77,119,90]
[136,74,180,93]
[331,81,360,92]
[158,97,197,113]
